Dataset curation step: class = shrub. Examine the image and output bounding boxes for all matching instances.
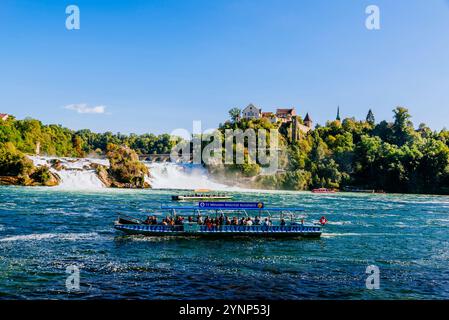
[106,143,149,188]
[0,142,34,176]
[30,166,52,184]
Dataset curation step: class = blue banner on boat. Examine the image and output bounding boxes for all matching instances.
[198,202,264,209]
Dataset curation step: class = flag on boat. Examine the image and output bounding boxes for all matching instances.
[319,216,328,225]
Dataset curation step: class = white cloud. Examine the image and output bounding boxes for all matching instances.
[64,103,107,114]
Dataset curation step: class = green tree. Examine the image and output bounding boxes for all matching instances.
[366,109,375,125]
[228,108,241,122]
[392,107,415,146]
[0,142,34,177]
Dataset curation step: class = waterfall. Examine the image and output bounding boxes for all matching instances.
[27,156,234,191]
[146,162,231,190]
[28,156,107,190]
[54,169,105,189]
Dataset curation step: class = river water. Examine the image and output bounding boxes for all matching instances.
[1,186,449,300]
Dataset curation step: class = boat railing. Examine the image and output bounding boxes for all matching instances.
[117,206,308,226]
[159,206,306,224]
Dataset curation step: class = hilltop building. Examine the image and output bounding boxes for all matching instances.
[241,104,261,119]
[298,113,313,133]
[239,104,313,141]
[290,113,313,142]
[304,113,313,128]
[0,113,9,121]
[261,112,277,124]
[276,108,297,123]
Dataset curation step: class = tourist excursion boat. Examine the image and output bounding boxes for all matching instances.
[114,202,325,238]
[342,186,386,194]
[171,189,232,201]
[312,188,337,194]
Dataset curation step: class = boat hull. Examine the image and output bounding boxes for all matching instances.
[114,223,322,238]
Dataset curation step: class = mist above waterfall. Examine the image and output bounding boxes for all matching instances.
[146,162,231,190]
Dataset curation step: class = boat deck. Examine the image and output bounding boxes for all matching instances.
[172,195,232,201]
[114,202,325,238]
[114,223,322,238]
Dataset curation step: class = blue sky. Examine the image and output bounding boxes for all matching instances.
[1,0,449,134]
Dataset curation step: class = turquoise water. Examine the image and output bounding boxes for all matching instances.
[1,186,449,299]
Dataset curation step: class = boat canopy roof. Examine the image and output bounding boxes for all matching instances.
[160,205,304,212]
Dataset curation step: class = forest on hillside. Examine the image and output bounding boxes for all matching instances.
[215,107,449,195]
[1,107,449,194]
[0,117,179,187]
[0,116,180,157]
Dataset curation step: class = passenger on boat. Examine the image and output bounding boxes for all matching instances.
[197,216,203,225]
[255,216,261,225]
[143,216,152,225]
[280,218,286,226]
[162,216,175,226]
[188,216,193,223]
[246,217,253,226]
[205,217,213,229]
[239,217,245,225]
[263,218,272,226]
[231,217,238,225]
[175,216,184,225]
[225,216,231,225]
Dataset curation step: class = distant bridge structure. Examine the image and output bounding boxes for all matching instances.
[139,153,193,163]
[139,149,285,164]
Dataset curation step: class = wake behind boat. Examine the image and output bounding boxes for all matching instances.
[114,202,325,238]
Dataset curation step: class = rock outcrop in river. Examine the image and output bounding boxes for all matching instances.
[1,142,151,189]
[102,144,151,189]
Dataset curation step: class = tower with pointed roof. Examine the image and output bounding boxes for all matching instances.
[304,113,313,128]
[336,106,341,121]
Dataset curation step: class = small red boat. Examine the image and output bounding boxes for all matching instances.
[312,188,337,194]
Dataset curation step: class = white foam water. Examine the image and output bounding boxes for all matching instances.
[146,162,231,190]
[55,170,105,190]
[28,156,107,190]
[0,232,100,242]
[27,156,243,191]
